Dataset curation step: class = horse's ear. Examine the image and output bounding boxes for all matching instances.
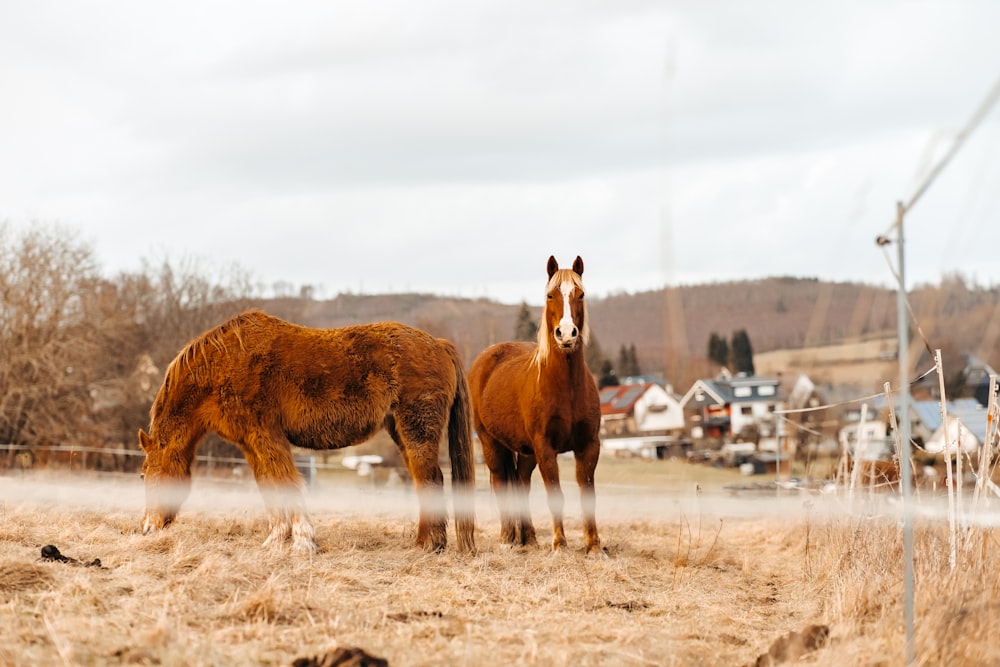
[138,429,151,452]
[572,256,584,276]
[547,256,559,279]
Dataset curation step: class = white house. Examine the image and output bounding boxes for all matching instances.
[679,373,784,441]
[838,420,894,461]
[599,382,685,457]
[599,382,684,436]
[923,399,989,455]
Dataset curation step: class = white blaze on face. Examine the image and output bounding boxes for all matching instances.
[554,278,579,347]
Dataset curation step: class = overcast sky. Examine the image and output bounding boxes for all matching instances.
[2,1,999,305]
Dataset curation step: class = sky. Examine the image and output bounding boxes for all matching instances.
[2,1,999,305]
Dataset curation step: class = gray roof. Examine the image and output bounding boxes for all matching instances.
[886,397,992,444]
[683,375,783,407]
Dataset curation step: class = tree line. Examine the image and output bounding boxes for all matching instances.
[0,222,263,470]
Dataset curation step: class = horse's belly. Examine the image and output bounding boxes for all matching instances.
[285,414,384,451]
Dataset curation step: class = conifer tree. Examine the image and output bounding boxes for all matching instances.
[708,332,729,368]
[730,329,755,375]
[513,301,537,341]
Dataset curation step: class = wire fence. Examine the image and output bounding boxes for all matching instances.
[0,443,365,490]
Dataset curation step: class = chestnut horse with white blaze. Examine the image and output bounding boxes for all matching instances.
[469,256,602,554]
[138,310,476,553]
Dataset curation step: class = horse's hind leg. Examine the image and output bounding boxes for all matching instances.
[575,438,602,555]
[389,416,448,551]
[409,449,447,551]
[514,454,538,546]
[480,435,518,546]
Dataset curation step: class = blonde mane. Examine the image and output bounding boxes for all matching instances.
[152,311,254,421]
[532,269,589,368]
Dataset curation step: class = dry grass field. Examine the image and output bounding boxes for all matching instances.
[2,458,999,666]
[754,337,899,389]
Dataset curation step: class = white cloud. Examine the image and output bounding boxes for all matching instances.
[1,0,998,305]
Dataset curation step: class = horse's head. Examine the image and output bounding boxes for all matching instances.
[542,255,588,354]
[138,428,192,534]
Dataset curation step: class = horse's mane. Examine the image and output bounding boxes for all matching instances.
[154,310,256,415]
[532,270,589,367]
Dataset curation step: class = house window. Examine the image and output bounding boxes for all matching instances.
[758,386,775,396]
[740,406,753,416]
[733,387,752,398]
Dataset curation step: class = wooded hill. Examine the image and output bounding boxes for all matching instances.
[267,274,1000,393]
[6,222,993,465]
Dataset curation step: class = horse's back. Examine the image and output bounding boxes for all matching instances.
[468,341,536,439]
[468,341,535,396]
[158,311,458,451]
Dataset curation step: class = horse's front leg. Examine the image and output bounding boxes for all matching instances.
[575,438,602,555]
[244,432,317,553]
[535,445,567,551]
[259,483,316,553]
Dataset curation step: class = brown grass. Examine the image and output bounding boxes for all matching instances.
[2,461,999,666]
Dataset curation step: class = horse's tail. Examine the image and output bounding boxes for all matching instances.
[444,341,477,553]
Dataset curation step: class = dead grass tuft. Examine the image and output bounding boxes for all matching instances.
[5,470,1000,665]
[0,561,52,592]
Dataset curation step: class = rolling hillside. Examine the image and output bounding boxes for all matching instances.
[263,275,1000,393]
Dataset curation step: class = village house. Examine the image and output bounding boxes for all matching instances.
[839,395,991,463]
[912,398,988,456]
[599,381,685,457]
[679,372,784,444]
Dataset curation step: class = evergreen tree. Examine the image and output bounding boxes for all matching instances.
[585,330,605,376]
[513,301,537,341]
[598,359,619,389]
[618,345,631,379]
[628,343,640,377]
[730,329,755,375]
[708,332,729,368]
[616,343,640,377]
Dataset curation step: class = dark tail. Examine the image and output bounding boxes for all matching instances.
[445,342,477,552]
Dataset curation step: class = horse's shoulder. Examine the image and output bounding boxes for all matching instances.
[482,341,534,368]
[492,340,535,356]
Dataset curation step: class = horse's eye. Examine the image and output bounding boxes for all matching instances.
[579,293,585,300]
[547,294,553,300]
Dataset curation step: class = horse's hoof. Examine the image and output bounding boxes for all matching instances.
[415,538,447,553]
[262,530,289,549]
[291,538,318,554]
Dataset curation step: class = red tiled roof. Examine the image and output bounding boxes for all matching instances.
[599,383,653,416]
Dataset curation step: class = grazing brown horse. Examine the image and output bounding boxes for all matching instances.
[138,310,476,554]
[469,256,602,554]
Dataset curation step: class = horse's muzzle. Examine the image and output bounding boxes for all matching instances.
[557,339,579,352]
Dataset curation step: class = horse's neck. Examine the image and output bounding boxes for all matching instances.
[537,348,589,388]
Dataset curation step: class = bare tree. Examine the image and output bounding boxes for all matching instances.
[0,224,261,471]
[0,222,104,463]
[93,256,259,467]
